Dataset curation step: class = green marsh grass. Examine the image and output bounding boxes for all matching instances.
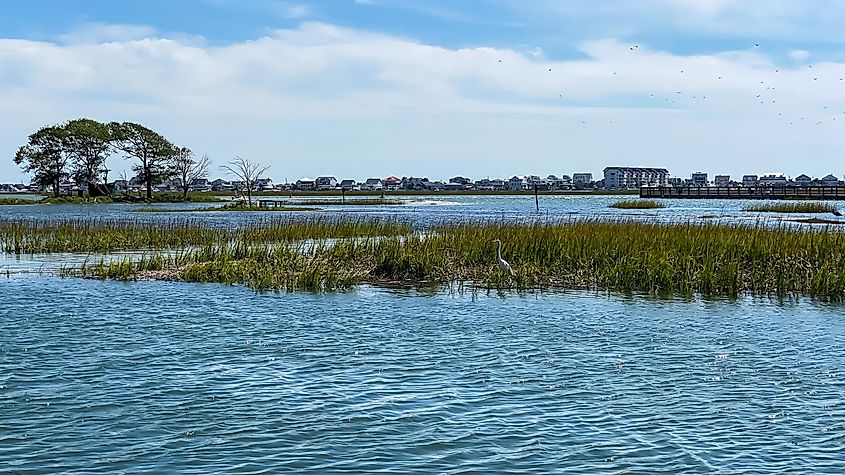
[62,218,845,299]
[609,200,666,210]
[744,202,839,214]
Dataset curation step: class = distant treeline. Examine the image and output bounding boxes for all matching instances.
[13,119,208,200]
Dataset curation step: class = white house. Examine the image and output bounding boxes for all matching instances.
[296,178,316,191]
[339,179,359,191]
[361,178,383,190]
[315,176,338,190]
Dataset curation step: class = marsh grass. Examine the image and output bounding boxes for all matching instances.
[59,218,845,299]
[609,200,666,210]
[743,202,839,214]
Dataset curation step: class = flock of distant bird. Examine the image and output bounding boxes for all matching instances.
[497,42,844,128]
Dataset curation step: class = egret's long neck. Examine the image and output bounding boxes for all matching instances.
[497,241,503,260]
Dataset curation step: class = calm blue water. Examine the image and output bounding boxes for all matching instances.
[2,276,844,473]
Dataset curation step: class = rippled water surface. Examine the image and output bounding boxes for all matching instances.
[2,276,844,473]
[3,194,845,227]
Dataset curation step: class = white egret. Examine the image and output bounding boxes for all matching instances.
[492,239,514,275]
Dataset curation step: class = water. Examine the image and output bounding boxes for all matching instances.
[2,194,844,227]
[1,276,844,473]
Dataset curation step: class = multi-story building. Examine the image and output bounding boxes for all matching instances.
[714,175,730,187]
[573,173,593,185]
[691,172,708,187]
[742,175,758,187]
[759,174,787,187]
[602,167,670,189]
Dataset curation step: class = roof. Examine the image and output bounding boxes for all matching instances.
[603,167,670,173]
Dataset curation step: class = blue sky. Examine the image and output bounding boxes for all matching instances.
[2,0,845,182]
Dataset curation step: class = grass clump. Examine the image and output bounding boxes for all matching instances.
[744,202,839,214]
[0,198,40,205]
[609,200,666,210]
[61,218,845,300]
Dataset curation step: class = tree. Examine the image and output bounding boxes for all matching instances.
[222,156,269,207]
[63,118,112,195]
[109,122,176,200]
[13,126,70,197]
[172,148,210,199]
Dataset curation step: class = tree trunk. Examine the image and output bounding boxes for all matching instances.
[54,177,60,197]
[145,168,152,201]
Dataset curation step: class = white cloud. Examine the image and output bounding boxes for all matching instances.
[2,22,845,183]
[789,49,810,61]
[275,2,311,19]
[57,23,157,44]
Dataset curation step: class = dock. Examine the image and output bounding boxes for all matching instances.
[640,186,845,200]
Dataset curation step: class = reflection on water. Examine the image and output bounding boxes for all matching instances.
[1,276,843,473]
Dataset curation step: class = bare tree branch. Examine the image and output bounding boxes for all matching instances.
[221,156,269,207]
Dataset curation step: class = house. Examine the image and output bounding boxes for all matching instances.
[508,176,528,191]
[254,178,274,191]
[742,175,758,187]
[667,177,683,187]
[603,167,670,189]
[383,176,402,191]
[425,180,446,191]
[210,179,233,192]
[230,180,246,191]
[691,172,708,187]
[822,174,841,187]
[714,175,730,187]
[402,177,430,191]
[573,173,593,185]
[361,178,383,191]
[759,173,788,187]
[793,174,813,186]
[315,176,337,191]
[189,178,211,192]
[474,178,506,191]
[339,179,359,191]
[296,178,316,191]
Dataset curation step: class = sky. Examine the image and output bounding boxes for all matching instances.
[2,0,845,183]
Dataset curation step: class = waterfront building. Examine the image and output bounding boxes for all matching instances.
[691,172,708,187]
[714,175,730,187]
[361,178,383,190]
[603,167,669,189]
[508,176,528,191]
[296,178,316,191]
[667,177,683,187]
[759,174,787,187]
[794,174,813,186]
[573,173,592,185]
[383,176,402,191]
[822,174,841,186]
[339,179,358,191]
[315,177,338,191]
[742,175,758,187]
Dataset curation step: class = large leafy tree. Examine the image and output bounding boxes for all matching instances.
[109,122,176,200]
[14,126,70,197]
[63,118,112,194]
[172,148,211,199]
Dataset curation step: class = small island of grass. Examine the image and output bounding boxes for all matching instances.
[609,200,666,210]
[743,202,839,214]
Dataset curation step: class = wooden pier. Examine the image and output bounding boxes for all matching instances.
[640,186,845,201]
